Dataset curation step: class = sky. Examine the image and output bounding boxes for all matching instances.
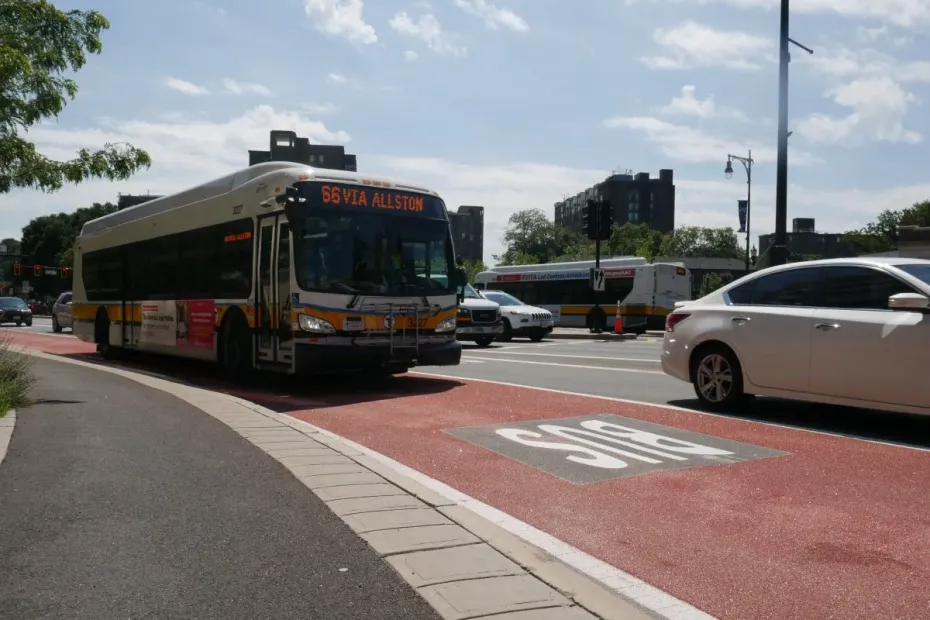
[2,0,930,264]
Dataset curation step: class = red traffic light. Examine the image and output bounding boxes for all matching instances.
[33,264,41,277]
[13,263,20,276]
[60,266,69,278]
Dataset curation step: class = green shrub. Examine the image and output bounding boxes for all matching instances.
[0,333,33,414]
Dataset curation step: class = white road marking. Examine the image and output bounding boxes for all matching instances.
[468,351,661,363]
[459,356,664,374]
[411,371,930,454]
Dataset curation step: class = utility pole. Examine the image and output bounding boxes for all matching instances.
[773,0,813,266]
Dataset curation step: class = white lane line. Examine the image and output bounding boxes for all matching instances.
[411,371,930,454]
[467,351,661,363]
[459,356,664,375]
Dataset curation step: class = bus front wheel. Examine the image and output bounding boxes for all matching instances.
[220,311,252,380]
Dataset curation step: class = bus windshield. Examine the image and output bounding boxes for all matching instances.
[289,183,455,296]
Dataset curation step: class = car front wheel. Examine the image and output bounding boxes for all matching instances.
[691,345,747,411]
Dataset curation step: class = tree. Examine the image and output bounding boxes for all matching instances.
[843,200,930,254]
[461,259,487,283]
[1,1,151,194]
[495,209,586,265]
[0,237,21,290]
[20,201,117,268]
[659,226,743,260]
[698,272,725,297]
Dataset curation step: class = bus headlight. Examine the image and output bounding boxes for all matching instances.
[435,316,456,333]
[298,314,335,333]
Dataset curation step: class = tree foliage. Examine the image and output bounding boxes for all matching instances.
[20,201,116,268]
[461,259,487,283]
[843,200,930,254]
[0,0,151,193]
[698,272,725,297]
[495,209,745,266]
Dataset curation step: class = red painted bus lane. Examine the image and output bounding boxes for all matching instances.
[8,331,930,620]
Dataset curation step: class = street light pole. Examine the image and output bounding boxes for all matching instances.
[773,0,813,266]
[725,151,753,270]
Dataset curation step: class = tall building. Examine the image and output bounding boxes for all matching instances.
[756,218,855,267]
[449,205,484,263]
[554,169,676,235]
[249,129,357,171]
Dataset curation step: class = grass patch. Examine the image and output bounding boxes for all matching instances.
[0,332,33,414]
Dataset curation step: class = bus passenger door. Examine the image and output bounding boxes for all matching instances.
[256,217,278,363]
[255,215,293,367]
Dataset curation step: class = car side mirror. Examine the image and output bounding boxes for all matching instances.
[888,292,930,311]
[67,301,72,306]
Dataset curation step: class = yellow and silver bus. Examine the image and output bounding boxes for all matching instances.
[474,258,691,333]
[72,162,465,376]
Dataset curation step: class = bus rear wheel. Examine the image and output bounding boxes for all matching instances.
[220,312,252,380]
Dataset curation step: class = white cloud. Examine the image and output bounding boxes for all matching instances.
[327,72,348,84]
[454,0,529,32]
[796,77,921,145]
[222,78,273,96]
[641,21,772,71]
[165,77,209,96]
[389,12,465,56]
[298,102,340,114]
[625,0,930,28]
[603,116,819,165]
[304,0,377,45]
[403,50,419,61]
[795,47,926,145]
[660,85,747,120]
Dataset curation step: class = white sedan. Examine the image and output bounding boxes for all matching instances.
[661,257,930,415]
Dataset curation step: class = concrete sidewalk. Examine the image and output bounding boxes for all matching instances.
[0,358,443,620]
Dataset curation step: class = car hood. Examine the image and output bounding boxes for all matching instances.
[501,304,549,314]
[460,299,499,310]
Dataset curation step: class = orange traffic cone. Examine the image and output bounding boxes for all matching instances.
[613,303,624,334]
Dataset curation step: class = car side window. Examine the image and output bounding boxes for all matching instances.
[729,268,823,307]
[822,266,916,310]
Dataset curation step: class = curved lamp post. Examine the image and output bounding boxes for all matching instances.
[725,151,753,270]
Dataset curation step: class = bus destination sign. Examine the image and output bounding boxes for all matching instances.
[306,183,446,218]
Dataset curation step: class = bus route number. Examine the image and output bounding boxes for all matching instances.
[232,204,243,215]
[321,184,425,213]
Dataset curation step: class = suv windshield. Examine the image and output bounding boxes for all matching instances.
[462,284,483,299]
[290,182,454,296]
[0,297,27,308]
[899,264,930,287]
[483,291,523,306]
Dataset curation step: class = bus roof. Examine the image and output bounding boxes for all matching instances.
[80,162,440,237]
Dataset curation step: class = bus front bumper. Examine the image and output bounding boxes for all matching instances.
[294,338,462,372]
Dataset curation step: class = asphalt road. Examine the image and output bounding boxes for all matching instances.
[6,322,930,451]
[0,357,442,620]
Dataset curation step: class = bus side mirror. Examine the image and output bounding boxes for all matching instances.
[454,267,467,302]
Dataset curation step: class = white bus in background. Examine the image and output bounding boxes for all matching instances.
[474,257,692,333]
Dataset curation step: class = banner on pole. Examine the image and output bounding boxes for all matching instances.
[737,200,748,233]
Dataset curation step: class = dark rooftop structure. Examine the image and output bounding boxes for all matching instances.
[117,194,162,211]
[248,130,357,172]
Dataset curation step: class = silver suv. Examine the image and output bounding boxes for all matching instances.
[52,291,73,332]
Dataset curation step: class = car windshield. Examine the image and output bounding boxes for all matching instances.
[0,297,27,309]
[898,264,930,287]
[290,184,455,296]
[462,283,483,299]
[483,291,524,306]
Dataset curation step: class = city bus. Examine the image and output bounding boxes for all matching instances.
[71,162,466,377]
[474,258,692,332]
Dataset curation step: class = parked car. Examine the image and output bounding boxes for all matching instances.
[661,257,930,415]
[52,291,73,332]
[0,296,33,327]
[457,283,502,347]
[479,289,554,342]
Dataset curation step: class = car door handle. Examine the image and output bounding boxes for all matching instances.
[731,316,750,324]
[815,322,840,331]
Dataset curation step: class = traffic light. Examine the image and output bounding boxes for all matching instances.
[582,199,596,240]
[60,266,69,278]
[13,263,20,276]
[33,264,41,277]
[597,200,613,240]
